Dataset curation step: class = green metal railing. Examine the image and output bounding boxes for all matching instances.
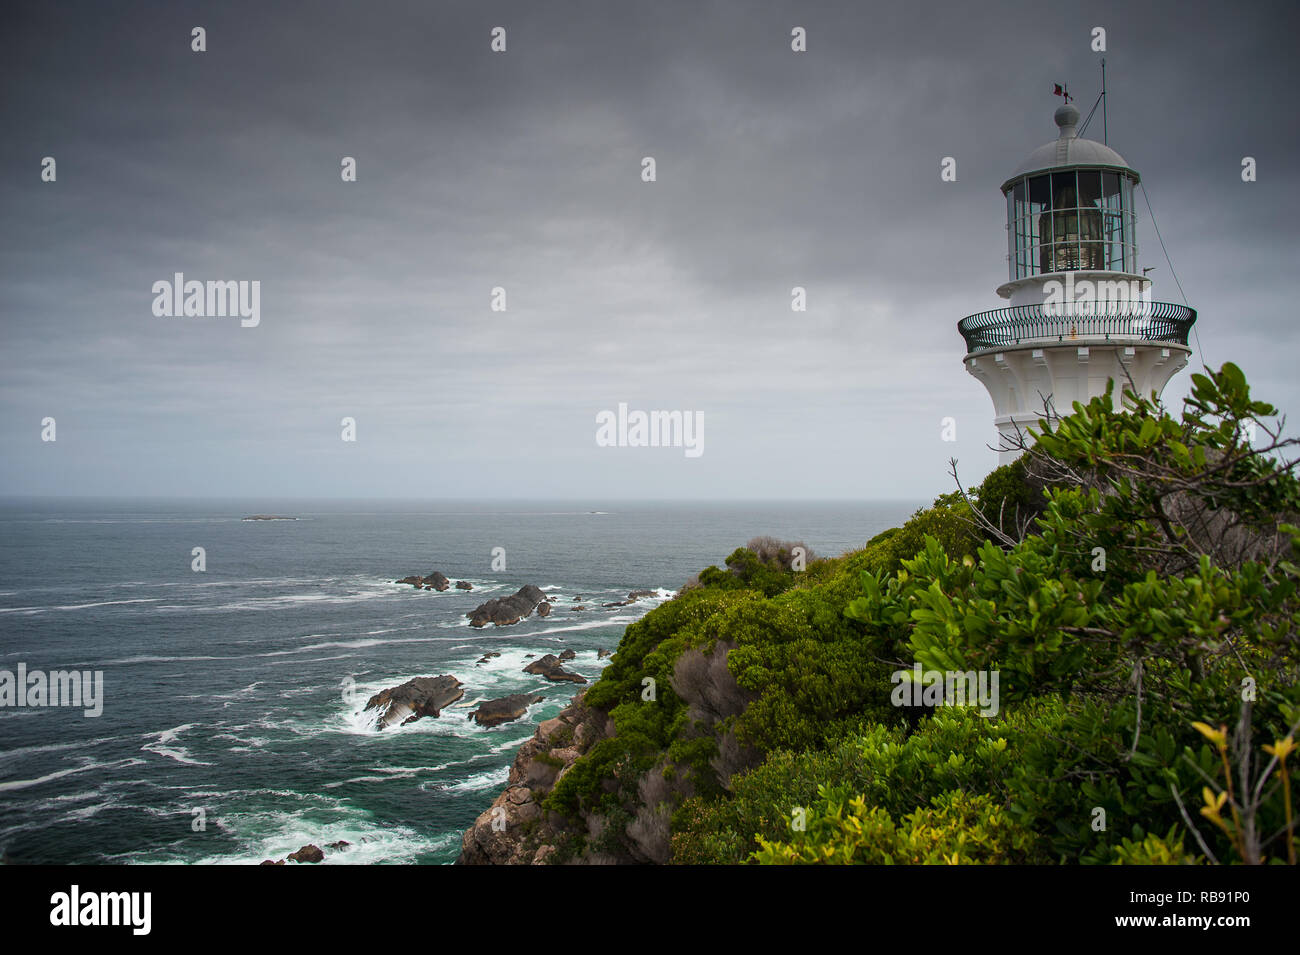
[958,301,1197,353]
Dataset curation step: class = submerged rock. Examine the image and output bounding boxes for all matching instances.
[469,693,545,727]
[523,654,587,684]
[476,651,502,665]
[364,675,464,729]
[468,584,547,628]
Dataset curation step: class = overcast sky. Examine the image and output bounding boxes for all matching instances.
[1,0,1296,500]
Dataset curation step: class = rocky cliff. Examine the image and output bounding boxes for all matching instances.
[457,688,616,864]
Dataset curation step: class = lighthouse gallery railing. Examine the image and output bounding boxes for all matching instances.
[958,301,1197,353]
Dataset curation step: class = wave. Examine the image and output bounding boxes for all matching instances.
[0,757,145,794]
[113,800,458,865]
[0,597,163,615]
[141,724,212,766]
[0,734,125,764]
[439,767,510,794]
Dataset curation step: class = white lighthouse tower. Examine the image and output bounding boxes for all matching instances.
[959,101,1197,462]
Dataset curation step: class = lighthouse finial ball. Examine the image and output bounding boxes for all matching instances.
[1054,102,1080,134]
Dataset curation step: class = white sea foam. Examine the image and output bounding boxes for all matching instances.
[121,799,456,865]
[0,757,144,794]
[0,735,123,764]
[440,767,509,793]
[0,597,163,615]
[141,724,212,766]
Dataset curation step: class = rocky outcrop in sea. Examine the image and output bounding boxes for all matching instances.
[364,675,464,729]
[523,653,586,684]
[467,584,547,628]
[468,693,545,727]
[397,571,451,591]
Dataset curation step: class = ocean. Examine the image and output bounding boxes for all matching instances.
[0,498,918,865]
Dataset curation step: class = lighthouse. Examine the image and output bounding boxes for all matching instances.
[958,101,1197,462]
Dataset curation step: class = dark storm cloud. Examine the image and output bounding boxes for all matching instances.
[1,0,1296,498]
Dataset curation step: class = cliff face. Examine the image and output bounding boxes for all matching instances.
[457,689,616,864]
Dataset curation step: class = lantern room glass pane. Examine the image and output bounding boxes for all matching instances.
[1104,212,1124,270]
[1102,172,1122,213]
[1028,175,1050,216]
[1029,176,1051,272]
[1077,171,1102,210]
[1124,210,1138,271]
[1051,171,1077,209]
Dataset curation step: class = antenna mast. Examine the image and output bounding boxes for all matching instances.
[1101,58,1108,144]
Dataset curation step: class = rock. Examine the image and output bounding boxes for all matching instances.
[364,675,464,729]
[469,693,545,727]
[287,844,324,864]
[242,515,297,521]
[260,859,284,865]
[325,840,350,850]
[628,590,657,599]
[603,600,633,608]
[456,580,473,590]
[523,654,587,684]
[476,651,501,665]
[572,596,584,602]
[537,717,566,742]
[457,689,611,865]
[537,601,551,617]
[597,648,611,659]
[558,648,576,661]
[467,584,547,628]
[533,845,557,865]
[397,571,450,591]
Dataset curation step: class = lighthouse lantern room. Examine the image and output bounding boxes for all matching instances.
[958,101,1197,462]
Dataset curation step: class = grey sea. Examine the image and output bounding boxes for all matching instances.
[0,499,918,864]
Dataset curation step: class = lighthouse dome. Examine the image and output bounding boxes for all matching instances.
[1001,102,1137,189]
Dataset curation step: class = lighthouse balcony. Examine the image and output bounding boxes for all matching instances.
[958,301,1196,354]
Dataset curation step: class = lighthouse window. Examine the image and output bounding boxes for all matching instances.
[1102,172,1122,212]
[1104,212,1125,271]
[1050,172,1077,209]
[1026,175,1051,273]
[1077,171,1102,209]
[1006,170,1137,279]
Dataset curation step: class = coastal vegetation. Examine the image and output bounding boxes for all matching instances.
[460,363,1300,864]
